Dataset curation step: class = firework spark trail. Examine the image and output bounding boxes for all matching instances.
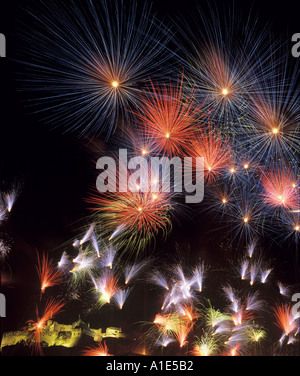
[26,298,65,354]
[0,203,7,223]
[173,265,194,298]
[99,245,117,269]
[82,341,113,356]
[57,251,70,270]
[201,303,231,329]
[149,270,170,291]
[191,261,207,292]
[93,269,120,305]
[245,291,264,312]
[248,241,256,258]
[79,223,96,246]
[239,258,249,280]
[70,249,97,281]
[273,304,298,340]
[156,335,175,348]
[108,224,126,242]
[113,288,131,310]
[277,281,290,297]
[161,287,177,311]
[2,188,19,213]
[246,326,266,344]
[249,262,260,286]
[153,312,181,334]
[36,252,64,296]
[173,318,194,348]
[260,268,272,284]
[90,232,100,258]
[226,344,242,356]
[222,285,237,304]
[0,239,10,261]
[191,332,220,356]
[124,260,149,285]
[177,304,199,322]
[230,299,241,315]
[224,330,248,353]
[0,187,19,261]
[154,311,194,348]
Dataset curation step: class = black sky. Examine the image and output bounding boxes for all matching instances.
[0,0,299,355]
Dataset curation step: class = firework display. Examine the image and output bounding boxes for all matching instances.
[0,0,300,359]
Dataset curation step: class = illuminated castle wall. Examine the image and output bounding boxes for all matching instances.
[0,319,125,350]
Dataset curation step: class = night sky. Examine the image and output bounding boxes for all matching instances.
[0,0,300,357]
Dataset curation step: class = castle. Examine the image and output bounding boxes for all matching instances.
[0,318,125,350]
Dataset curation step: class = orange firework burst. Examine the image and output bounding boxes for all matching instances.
[228,344,242,356]
[192,126,233,183]
[153,312,180,333]
[173,318,194,348]
[26,298,65,354]
[180,304,199,322]
[89,188,173,254]
[36,252,64,296]
[135,77,202,157]
[273,303,298,336]
[154,312,194,348]
[82,341,113,356]
[260,168,299,210]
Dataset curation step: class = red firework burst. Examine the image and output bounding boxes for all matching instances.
[192,126,233,183]
[36,252,64,296]
[26,298,65,354]
[273,303,298,336]
[82,341,113,356]
[91,188,172,232]
[88,158,174,254]
[260,168,299,210]
[135,77,203,157]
